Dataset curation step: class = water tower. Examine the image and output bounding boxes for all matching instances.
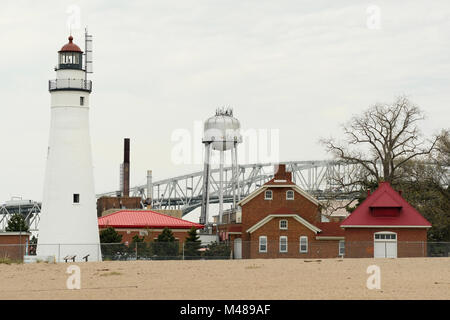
[200,108,242,226]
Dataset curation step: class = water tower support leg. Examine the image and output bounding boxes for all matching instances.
[200,143,211,226]
[219,150,224,224]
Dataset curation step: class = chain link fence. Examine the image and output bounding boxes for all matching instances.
[1,241,449,263]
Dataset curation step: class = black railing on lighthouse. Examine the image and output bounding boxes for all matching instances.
[48,79,92,92]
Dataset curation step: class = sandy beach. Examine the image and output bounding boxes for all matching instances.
[0,258,449,300]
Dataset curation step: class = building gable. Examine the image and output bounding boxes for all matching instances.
[246,214,322,234]
[340,182,431,228]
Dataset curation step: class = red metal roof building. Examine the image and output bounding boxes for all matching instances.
[341,182,431,258]
[340,182,431,228]
[98,210,203,244]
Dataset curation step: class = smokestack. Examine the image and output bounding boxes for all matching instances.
[123,138,130,197]
[147,170,153,207]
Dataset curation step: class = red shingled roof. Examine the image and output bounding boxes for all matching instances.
[98,210,204,229]
[340,182,431,228]
[316,222,345,237]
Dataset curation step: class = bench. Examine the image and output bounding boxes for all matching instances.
[63,255,76,263]
[82,254,90,262]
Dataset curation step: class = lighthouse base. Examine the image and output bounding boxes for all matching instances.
[37,243,102,262]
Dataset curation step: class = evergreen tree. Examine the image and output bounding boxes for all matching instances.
[156,227,176,242]
[99,227,126,260]
[152,227,179,258]
[184,227,201,259]
[99,227,122,243]
[6,214,29,232]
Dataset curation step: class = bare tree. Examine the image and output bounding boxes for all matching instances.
[435,129,450,167]
[321,96,439,186]
[318,97,441,218]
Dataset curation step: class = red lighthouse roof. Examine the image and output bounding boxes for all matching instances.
[340,182,431,228]
[98,210,204,230]
[59,36,83,53]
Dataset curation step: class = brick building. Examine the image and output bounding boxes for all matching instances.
[98,210,203,244]
[340,181,431,258]
[0,232,31,261]
[216,165,432,259]
[97,196,142,217]
[217,164,345,259]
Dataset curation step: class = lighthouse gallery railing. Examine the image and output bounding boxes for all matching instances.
[48,79,92,92]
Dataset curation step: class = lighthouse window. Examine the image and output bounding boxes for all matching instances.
[80,97,84,106]
[73,194,80,204]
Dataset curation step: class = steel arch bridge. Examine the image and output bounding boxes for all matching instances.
[97,160,358,215]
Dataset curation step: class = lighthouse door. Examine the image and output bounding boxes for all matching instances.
[374,232,397,258]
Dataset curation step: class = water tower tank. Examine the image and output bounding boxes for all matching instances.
[203,108,242,151]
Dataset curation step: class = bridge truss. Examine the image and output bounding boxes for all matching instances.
[98,160,359,215]
[1,160,447,231]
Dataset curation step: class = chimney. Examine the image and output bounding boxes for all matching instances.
[367,190,371,197]
[123,138,130,197]
[398,190,402,196]
[274,164,287,180]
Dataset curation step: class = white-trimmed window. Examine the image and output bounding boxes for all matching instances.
[279,236,288,253]
[299,236,308,253]
[339,240,345,256]
[286,190,294,200]
[264,190,273,200]
[374,232,397,240]
[80,96,85,106]
[73,193,80,204]
[259,236,267,253]
[279,219,288,230]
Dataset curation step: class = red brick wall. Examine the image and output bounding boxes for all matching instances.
[97,196,142,217]
[0,233,30,261]
[242,187,319,243]
[242,217,341,259]
[343,228,428,258]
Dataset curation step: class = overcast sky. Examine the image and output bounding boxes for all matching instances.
[0,0,449,203]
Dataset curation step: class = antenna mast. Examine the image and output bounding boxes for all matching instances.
[84,27,93,81]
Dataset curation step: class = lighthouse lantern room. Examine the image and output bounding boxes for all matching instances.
[58,36,83,69]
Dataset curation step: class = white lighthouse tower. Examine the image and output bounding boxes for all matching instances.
[37,34,101,262]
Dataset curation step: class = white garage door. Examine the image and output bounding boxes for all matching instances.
[374,232,397,258]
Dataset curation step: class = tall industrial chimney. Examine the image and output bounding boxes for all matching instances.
[123,138,130,197]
